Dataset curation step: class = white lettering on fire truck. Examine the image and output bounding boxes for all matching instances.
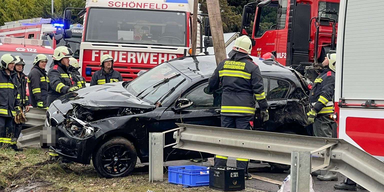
[277,52,286,59]
[108,1,169,9]
[91,50,177,64]
[16,48,37,52]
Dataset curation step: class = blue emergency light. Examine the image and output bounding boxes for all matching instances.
[53,23,64,28]
[165,0,188,3]
[85,67,92,76]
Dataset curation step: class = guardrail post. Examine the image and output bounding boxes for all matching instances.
[291,151,311,192]
[149,132,164,182]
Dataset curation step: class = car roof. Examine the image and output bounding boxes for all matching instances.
[168,54,294,81]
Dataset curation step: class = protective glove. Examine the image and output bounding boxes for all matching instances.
[37,101,45,108]
[68,86,79,92]
[260,110,269,122]
[204,86,213,94]
[307,109,317,124]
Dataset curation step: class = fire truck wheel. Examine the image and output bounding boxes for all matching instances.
[93,137,137,178]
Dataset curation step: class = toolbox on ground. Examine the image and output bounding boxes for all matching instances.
[168,165,209,187]
[209,166,245,191]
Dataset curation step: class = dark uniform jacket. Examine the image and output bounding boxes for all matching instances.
[0,70,19,117]
[309,68,335,115]
[28,65,49,108]
[47,62,74,105]
[69,69,86,88]
[90,69,122,86]
[208,51,268,116]
[16,72,30,108]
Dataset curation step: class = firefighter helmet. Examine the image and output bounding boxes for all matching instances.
[33,54,48,65]
[53,46,73,61]
[1,54,17,69]
[233,35,252,54]
[15,56,25,65]
[327,52,336,72]
[261,52,275,60]
[100,54,114,66]
[69,57,80,69]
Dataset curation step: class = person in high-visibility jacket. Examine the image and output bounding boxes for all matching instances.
[307,52,337,181]
[68,57,86,89]
[0,54,20,149]
[90,54,122,86]
[28,54,49,109]
[47,46,79,106]
[206,35,269,180]
[13,56,30,151]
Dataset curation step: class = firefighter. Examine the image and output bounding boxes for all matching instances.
[0,54,19,149]
[13,56,30,150]
[47,46,79,106]
[307,52,337,181]
[68,57,86,89]
[28,54,49,109]
[206,35,269,179]
[90,54,122,86]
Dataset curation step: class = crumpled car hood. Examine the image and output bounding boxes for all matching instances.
[62,82,153,109]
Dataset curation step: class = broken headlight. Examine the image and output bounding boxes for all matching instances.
[66,116,99,139]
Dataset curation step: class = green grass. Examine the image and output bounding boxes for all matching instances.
[0,147,219,192]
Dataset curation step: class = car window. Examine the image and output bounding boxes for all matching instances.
[184,83,215,108]
[266,79,290,100]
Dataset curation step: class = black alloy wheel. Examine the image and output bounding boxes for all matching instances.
[93,137,137,178]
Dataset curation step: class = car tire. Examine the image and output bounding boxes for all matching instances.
[93,137,137,178]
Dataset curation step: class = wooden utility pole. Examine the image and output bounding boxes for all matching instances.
[191,0,198,55]
[206,0,226,65]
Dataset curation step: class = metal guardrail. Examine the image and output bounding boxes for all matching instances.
[17,108,46,148]
[149,124,384,192]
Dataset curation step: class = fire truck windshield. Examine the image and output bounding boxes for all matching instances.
[85,8,187,47]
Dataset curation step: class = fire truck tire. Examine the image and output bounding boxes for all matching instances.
[93,137,137,178]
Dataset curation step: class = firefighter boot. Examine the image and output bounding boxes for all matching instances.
[237,158,252,180]
[10,138,22,151]
[214,155,228,168]
[317,171,338,181]
[334,178,357,191]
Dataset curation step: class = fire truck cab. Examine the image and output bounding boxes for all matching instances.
[241,0,339,75]
[79,0,200,81]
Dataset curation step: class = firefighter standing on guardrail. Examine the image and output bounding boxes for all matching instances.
[69,57,86,89]
[90,54,122,86]
[307,52,337,181]
[28,54,49,109]
[0,54,20,150]
[12,56,30,151]
[206,35,269,180]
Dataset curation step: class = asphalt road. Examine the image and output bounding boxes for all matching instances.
[164,158,369,192]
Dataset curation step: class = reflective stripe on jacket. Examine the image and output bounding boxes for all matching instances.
[0,70,19,117]
[208,51,268,116]
[90,69,122,86]
[309,68,335,115]
[28,65,49,108]
[47,62,74,105]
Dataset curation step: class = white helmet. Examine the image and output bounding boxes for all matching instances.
[327,52,336,72]
[53,46,73,61]
[69,57,80,69]
[33,54,48,65]
[100,54,114,67]
[1,54,16,69]
[233,35,252,54]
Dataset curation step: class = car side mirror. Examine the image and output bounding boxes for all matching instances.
[73,50,80,59]
[173,98,193,112]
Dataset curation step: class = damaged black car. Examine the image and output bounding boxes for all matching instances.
[45,55,311,178]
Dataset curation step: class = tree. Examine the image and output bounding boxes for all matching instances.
[0,0,85,26]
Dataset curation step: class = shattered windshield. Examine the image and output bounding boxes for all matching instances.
[127,63,187,104]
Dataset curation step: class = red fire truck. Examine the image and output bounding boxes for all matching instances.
[78,0,199,81]
[335,0,384,160]
[0,18,83,51]
[0,37,54,73]
[241,0,339,73]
